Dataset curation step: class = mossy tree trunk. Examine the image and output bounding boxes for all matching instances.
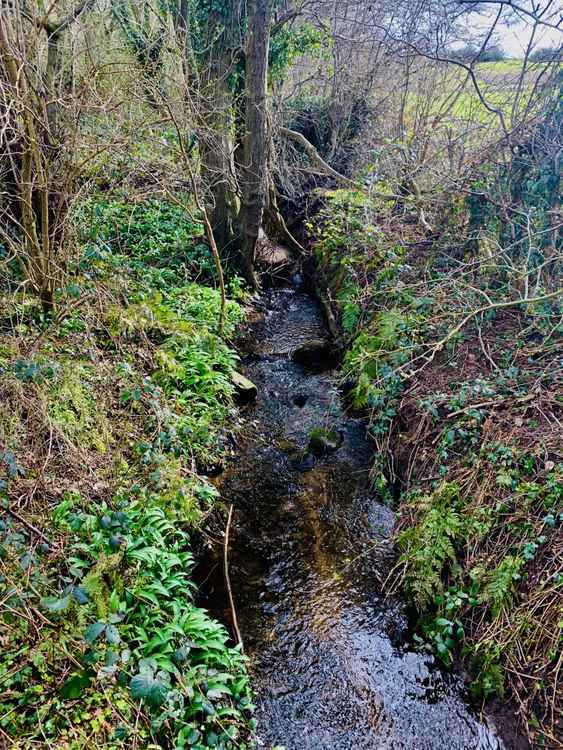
[196,5,242,264]
[239,0,272,289]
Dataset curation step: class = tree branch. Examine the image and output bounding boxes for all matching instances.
[457,0,563,32]
[41,0,96,37]
[280,126,398,199]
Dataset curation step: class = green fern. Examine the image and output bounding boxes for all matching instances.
[482,555,524,617]
[398,483,464,609]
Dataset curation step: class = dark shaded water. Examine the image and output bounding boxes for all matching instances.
[215,287,520,750]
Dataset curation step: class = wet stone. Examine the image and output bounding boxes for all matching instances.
[289,451,316,472]
[232,371,258,404]
[308,427,344,457]
[291,338,338,371]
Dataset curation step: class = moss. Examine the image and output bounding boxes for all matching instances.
[46,363,111,452]
[148,455,203,525]
[83,551,125,619]
[0,194,253,749]
[0,341,17,366]
[0,380,26,451]
[308,427,342,456]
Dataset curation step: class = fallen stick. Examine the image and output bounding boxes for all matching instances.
[224,504,244,651]
[4,506,50,543]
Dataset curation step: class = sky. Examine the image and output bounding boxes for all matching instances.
[466,2,563,57]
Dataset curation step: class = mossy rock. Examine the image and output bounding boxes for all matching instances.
[289,450,316,472]
[308,427,343,457]
[276,439,299,454]
[291,339,338,371]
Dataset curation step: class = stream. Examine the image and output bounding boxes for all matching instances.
[211,284,518,750]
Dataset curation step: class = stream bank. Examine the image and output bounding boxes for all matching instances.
[201,281,528,750]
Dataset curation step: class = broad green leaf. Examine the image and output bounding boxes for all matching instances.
[60,670,92,699]
[105,624,121,644]
[130,672,168,707]
[71,585,90,604]
[41,595,71,613]
[84,621,106,643]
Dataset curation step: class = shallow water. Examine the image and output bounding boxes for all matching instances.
[215,287,514,750]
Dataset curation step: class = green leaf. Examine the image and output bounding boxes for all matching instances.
[153,656,177,674]
[105,648,120,667]
[138,657,158,674]
[20,552,33,569]
[105,624,121,644]
[435,618,452,628]
[108,589,121,613]
[71,585,90,604]
[109,534,125,551]
[130,671,168,707]
[60,670,92,699]
[185,728,200,744]
[84,621,106,643]
[174,645,191,664]
[207,686,231,699]
[41,595,71,613]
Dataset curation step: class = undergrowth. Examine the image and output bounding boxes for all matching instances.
[312,160,562,747]
[0,193,254,749]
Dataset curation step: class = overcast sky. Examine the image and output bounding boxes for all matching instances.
[498,19,562,56]
[466,2,563,57]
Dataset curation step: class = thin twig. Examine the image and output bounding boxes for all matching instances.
[4,506,49,542]
[224,504,243,651]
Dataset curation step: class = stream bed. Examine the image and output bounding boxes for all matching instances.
[212,285,520,750]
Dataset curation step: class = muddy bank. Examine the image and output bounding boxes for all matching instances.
[206,286,527,750]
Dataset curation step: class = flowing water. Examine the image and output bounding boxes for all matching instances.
[212,285,520,750]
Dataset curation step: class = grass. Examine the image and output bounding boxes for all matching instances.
[400,57,562,142]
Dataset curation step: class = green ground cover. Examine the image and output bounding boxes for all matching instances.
[0,194,254,750]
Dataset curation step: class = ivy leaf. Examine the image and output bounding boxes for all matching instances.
[185,728,200,744]
[174,645,191,664]
[435,618,452,628]
[41,594,71,613]
[138,657,159,674]
[207,686,231,699]
[20,552,33,570]
[109,534,125,551]
[114,511,129,526]
[105,648,119,667]
[60,670,92,699]
[84,621,106,643]
[130,671,168,707]
[105,624,121,644]
[71,585,90,604]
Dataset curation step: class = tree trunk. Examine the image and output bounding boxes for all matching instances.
[196,7,241,259]
[198,74,238,254]
[239,0,272,289]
